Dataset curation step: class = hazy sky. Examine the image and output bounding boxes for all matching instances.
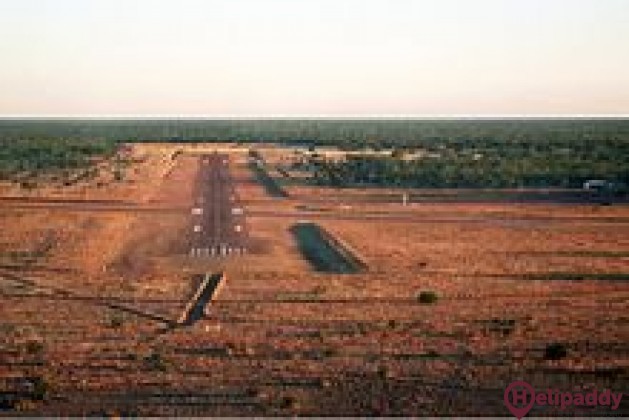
[1,0,628,115]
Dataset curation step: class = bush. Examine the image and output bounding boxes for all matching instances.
[544,342,568,360]
[25,340,44,354]
[486,318,517,336]
[279,395,296,410]
[417,290,439,304]
[30,377,48,401]
[107,313,125,329]
[0,136,117,178]
[143,351,168,371]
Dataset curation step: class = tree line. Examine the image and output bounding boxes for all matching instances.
[310,154,628,189]
[0,119,627,188]
[0,136,116,179]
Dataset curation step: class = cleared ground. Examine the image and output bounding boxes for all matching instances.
[0,143,627,416]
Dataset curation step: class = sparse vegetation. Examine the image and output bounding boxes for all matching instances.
[143,351,168,371]
[483,318,517,336]
[417,290,439,304]
[522,272,629,281]
[24,340,44,354]
[278,395,296,410]
[0,323,16,334]
[30,377,48,401]
[0,135,117,179]
[544,342,568,360]
[107,313,125,329]
[248,159,288,198]
[0,137,627,416]
[275,285,327,301]
[422,349,441,359]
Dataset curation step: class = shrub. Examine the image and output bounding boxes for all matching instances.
[487,318,517,336]
[143,351,168,371]
[107,313,125,329]
[544,342,568,360]
[417,290,439,304]
[30,377,48,400]
[424,349,441,359]
[279,395,296,409]
[25,340,44,354]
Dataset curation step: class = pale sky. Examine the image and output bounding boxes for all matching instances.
[1,0,628,115]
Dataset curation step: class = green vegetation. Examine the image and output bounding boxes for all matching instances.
[24,340,44,354]
[143,351,168,371]
[278,395,296,410]
[519,251,629,258]
[248,160,288,198]
[1,119,627,188]
[275,286,327,301]
[482,318,517,336]
[521,272,629,281]
[416,290,439,304]
[544,342,568,360]
[2,119,627,149]
[30,376,48,401]
[311,152,628,189]
[0,135,117,179]
[107,313,126,329]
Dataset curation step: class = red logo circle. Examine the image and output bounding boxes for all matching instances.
[504,380,535,419]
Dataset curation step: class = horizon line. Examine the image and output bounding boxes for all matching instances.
[1,113,628,121]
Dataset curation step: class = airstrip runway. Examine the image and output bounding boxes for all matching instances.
[189,153,247,257]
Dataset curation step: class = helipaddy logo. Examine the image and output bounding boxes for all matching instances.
[504,380,623,419]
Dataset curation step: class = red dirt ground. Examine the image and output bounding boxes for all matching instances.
[0,144,627,416]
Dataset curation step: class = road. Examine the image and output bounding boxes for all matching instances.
[189,153,248,257]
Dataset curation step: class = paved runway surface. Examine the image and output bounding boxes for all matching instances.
[189,153,248,257]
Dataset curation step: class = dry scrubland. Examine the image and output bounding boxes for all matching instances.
[0,144,628,416]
